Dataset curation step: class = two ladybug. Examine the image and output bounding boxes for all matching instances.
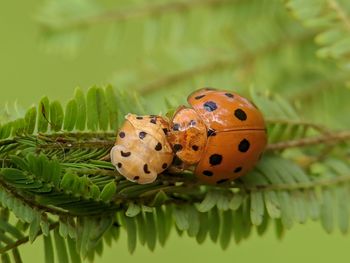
[110,88,267,185]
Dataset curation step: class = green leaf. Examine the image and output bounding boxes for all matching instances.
[29,213,41,243]
[229,193,243,210]
[105,85,119,130]
[67,236,82,263]
[155,207,167,247]
[220,210,233,250]
[173,206,189,231]
[43,233,55,263]
[121,214,137,254]
[96,87,109,131]
[196,212,209,244]
[86,86,99,131]
[37,96,50,132]
[196,190,218,212]
[149,190,168,207]
[63,99,77,131]
[99,181,116,202]
[145,211,157,251]
[74,87,86,131]
[209,207,220,243]
[50,100,64,131]
[136,213,146,246]
[187,206,200,237]
[264,191,281,219]
[250,191,264,226]
[337,186,349,234]
[54,228,69,263]
[24,106,37,134]
[126,203,141,217]
[321,188,334,233]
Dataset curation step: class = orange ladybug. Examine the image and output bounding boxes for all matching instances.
[168,88,267,184]
[110,114,173,184]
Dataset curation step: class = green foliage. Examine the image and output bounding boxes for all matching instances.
[1,0,350,262]
[0,85,349,262]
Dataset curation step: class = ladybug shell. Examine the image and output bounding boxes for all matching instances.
[110,114,173,184]
[171,88,267,184]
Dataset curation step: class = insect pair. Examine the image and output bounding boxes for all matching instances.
[110,88,267,185]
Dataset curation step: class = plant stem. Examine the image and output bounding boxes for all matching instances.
[0,223,59,254]
[139,31,314,95]
[43,0,233,30]
[266,130,350,151]
[328,0,350,31]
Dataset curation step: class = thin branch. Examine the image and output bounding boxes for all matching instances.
[242,174,350,192]
[0,222,59,254]
[266,130,350,151]
[0,179,72,217]
[42,0,233,30]
[265,118,330,134]
[139,31,315,95]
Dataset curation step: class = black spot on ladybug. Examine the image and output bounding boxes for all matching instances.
[155,142,162,151]
[203,101,217,112]
[209,154,222,166]
[150,117,157,124]
[207,129,216,137]
[234,109,247,121]
[139,131,147,139]
[189,120,196,126]
[173,144,183,152]
[195,94,206,100]
[143,164,151,174]
[162,163,168,169]
[163,128,168,135]
[149,114,157,117]
[134,176,140,180]
[136,116,143,120]
[192,145,199,151]
[202,170,213,176]
[216,178,229,184]
[121,151,131,157]
[238,139,250,152]
[117,163,122,168]
[225,93,234,98]
[173,123,180,131]
[119,132,125,138]
[234,166,242,173]
[204,87,216,91]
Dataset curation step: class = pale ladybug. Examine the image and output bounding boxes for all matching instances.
[110,114,173,184]
[168,88,267,184]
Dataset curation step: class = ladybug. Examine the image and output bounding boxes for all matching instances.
[110,114,173,184]
[168,88,267,184]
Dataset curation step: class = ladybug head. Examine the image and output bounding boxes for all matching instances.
[168,107,207,165]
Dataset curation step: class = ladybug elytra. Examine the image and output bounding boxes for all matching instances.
[111,88,267,185]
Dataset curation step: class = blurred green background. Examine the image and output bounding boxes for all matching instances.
[1,0,350,262]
